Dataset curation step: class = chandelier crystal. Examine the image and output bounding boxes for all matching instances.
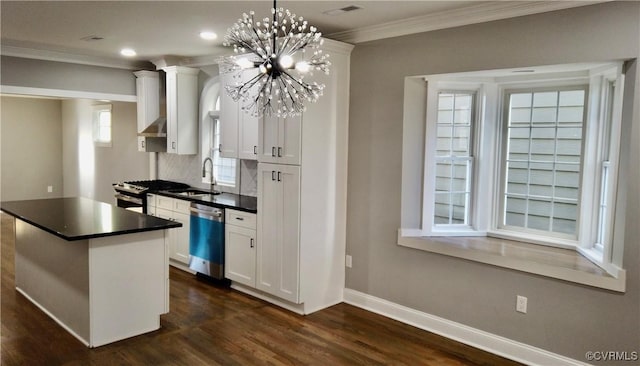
[223,2,330,117]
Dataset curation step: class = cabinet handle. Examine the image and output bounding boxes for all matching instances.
[141,140,145,148]
[172,141,176,149]
[219,143,222,152]
[271,146,276,157]
[253,145,257,155]
[278,147,282,157]
[235,217,244,221]
[250,238,254,248]
[271,171,276,181]
[277,171,281,182]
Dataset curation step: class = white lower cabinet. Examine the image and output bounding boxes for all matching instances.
[150,195,191,265]
[256,163,301,304]
[224,209,257,287]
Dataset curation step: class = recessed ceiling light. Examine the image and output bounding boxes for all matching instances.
[120,48,137,57]
[200,31,218,40]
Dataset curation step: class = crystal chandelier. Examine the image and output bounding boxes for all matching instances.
[223,0,330,117]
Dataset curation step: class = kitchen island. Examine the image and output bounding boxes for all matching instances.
[0,197,181,348]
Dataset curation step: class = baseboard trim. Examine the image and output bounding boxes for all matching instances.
[343,289,590,366]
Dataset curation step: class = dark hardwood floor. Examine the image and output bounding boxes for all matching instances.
[1,213,522,365]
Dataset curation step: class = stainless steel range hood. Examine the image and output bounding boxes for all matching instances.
[138,116,167,137]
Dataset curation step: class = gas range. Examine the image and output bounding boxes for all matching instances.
[113,180,190,212]
[113,180,190,196]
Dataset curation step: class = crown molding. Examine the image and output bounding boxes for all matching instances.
[1,44,152,70]
[0,1,607,69]
[327,1,608,44]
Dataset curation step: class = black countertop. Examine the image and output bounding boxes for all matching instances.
[1,197,181,241]
[156,190,257,213]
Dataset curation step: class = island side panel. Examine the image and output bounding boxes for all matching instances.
[88,229,168,347]
[14,219,91,345]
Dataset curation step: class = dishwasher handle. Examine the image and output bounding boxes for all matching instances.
[190,204,224,221]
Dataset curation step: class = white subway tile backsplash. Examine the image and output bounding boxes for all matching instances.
[157,153,257,197]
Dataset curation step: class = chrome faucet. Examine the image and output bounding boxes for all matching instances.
[202,157,215,192]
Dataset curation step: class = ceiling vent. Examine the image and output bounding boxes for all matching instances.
[323,5,363,16]
[81,35,104,42]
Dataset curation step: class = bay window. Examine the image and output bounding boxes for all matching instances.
[405,62,627,283]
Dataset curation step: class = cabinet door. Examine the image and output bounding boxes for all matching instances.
[137,136,147,153]
[146,194,157,216]
[258,115,279,163]
[258,115,301,165]
[276,165,301,303]
[225,225,256,287]
[135,71,159,133]
[256,163,301,303]
[165,67,198,155]
[172,211,191,265]
[238,69,259,160]
[278,115,302,165]
[238,111,259,160]
[155,207,177,261]
[165,71,178,154]
[256,164,280,293]
[219,72,239,158]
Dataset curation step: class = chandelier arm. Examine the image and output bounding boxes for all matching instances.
[280,70,316,93]
[276,76,297,106]
[286,34,314,54]
[247,16,271,59]
[236,73,263,98]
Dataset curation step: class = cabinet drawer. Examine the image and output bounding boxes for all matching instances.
[155,207,173,221]
[173,199,191,214]
[156,195,174,210]
[226,209,256,230]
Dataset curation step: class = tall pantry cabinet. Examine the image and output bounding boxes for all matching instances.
[243,39,352,315]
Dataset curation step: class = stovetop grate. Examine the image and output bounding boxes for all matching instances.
[123,180,190,191]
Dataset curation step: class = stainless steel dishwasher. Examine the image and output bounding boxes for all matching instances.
[188,202,224,279]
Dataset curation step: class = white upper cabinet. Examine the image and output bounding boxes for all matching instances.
[134,71,165,152]
[220,68,259,160]
[258,114,302,165]
[163,66,198,155]
[134,71,159,133]
[219,71,238,158]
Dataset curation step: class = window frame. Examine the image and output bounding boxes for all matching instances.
[422,81,486,237]
[206,110,239,191]
[415,62,626,279]
[495,84,589,244]
[92,104,112,147]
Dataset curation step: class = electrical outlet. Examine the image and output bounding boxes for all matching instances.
[516,295,527,313]
[345,255,352,268]
[47,185,53,193]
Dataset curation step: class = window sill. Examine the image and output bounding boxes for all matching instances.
[397,229,626,292]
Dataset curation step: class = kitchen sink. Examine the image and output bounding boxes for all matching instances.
[170,189,221,198]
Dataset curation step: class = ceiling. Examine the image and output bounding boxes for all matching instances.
[1,1,600,69]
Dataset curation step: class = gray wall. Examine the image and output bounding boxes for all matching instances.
[1,56,137,96]
[62,99,149,203]
[346,2,639,364]
[0,96,63,200]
